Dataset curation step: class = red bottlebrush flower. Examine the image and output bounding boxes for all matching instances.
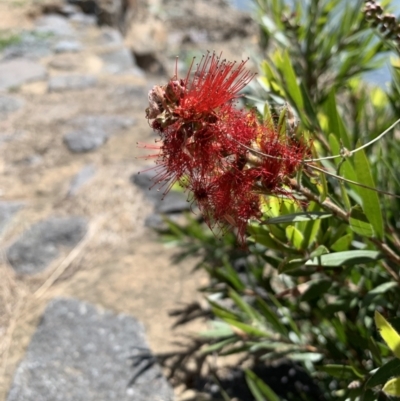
[174,52,255,120]
[144,52,311,245]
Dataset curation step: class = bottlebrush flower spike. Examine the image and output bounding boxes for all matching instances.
[144,53,311,245]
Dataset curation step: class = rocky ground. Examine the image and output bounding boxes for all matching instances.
[0,0,258,400]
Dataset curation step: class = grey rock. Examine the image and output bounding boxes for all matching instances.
[35,14,76,37]
[59,4,81,16]
[7,216,87,275]
[156,191,190,214]
[68,164,96,196]
[63,127,108,153]
[0,95,24,116]
[130,170,162,204]
[71,114,136,132]
[54,40,82,53]
[0,202,23,235]
[63,115,135,152]
[6,298,174,401]
[1,32,53,60]
[0,58,47,90]
[69,12,97,26]
[112,85,148,106]
[130,171,190,213]
[100,27,124,45]
[48,74,97,92]
[99,48,135,74]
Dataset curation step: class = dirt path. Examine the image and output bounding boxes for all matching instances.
[0,3,208,399]
[0,0,258,398]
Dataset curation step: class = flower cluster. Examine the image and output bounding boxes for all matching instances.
[145,52,310,243]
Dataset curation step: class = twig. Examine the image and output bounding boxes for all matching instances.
[304,118,400,162]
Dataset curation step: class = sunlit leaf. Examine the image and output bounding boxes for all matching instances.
[382,377,400,397]
[349,205,374,237]
[354,142,384,239]
[331,233,352,252]
[263,212,332,225]
[318,364,362,380]
[375,311,400,359]
[286,225,304,250]
[306,250,382,267]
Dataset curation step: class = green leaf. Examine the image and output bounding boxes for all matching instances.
[382,377,400,397]
[199,321,234,338]
[367,359,400,388]
[349,205,374,237]
[256,297,288,337]
[229,289,260,322]
[325,90,351,149]
[354,143,384,239]
[300,279,332,302]
[201,338,236,354]
[331,233,352,252]
[299,203,323,249]
[328,134,359,195]
[245,370,280,401]
[318,364,361,380]
[263,212,332,225]
[248,225,287,251]
[375,311,400,359]
[286,225,304,250]
[367,282,398,297]
[224,318,271,338]
[278,50,304,110]
[306,250,382,267]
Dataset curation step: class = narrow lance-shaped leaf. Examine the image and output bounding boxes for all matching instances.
[306,250,382,267]
[245,370,280,401]
[349,205,374,237]
[383,377,400,397]
[354,141,384,239]
[375,311,400,359]
[263,212,332,225]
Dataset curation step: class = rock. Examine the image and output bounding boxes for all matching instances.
[68,12,97,26]
[54,40,82,53]
[67,0,127,28]
[130,170,162,204]
[6,298,174,401]
[1,32,53,60]
[0,95,25,116]
[99,48,135,74]
[100,27,124,45]
[7,216,87,275]
[35,14,76,37]
[0,202,23,235]
[130,171,190,213]
[70,114,136,132]
[68,164,96,196]
[48,54,80,71]
[63,115,135,153]
[48,75,97,92]
[156,191,190,214]
[63,126,108,153]
[0,58,47,90]
[125,19,167,56]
